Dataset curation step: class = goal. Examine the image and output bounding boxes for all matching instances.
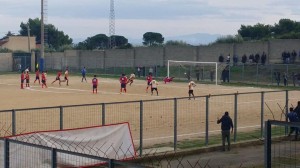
[167,60,218,85]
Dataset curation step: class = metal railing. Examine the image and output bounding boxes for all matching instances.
[0,138,144,168]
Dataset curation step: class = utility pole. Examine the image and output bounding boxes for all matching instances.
[27,23,31,53]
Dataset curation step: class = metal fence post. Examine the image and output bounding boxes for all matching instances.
[234,93,238,142]
[261,92,264,138]
[12,109,16,136]
[102,103,106,126]
[205,95,209,146]
[51,148,57,168]
[108,159,115,168]
[4,139,9,168]
[264,120,271,168]
[256,64,259,84]
[139,100,143,157]
[174,98,177,151]
[60,106,63,130]
[285,90,289,134]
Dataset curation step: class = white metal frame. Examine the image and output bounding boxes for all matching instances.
[167,60,218,85]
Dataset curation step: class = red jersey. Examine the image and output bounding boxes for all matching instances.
[119,76,128,84]
[57,71,62,77]
[146,75,153,82]
[42,73,46,81]
[92,78,98,86]
[25,73,30,80]
[21,73,25,80]
[35,70,39,77]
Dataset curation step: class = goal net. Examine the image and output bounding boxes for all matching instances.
[167,60,219,85]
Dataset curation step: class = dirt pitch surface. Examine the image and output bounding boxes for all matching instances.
[0,73,276,110]
[1,73,298,148]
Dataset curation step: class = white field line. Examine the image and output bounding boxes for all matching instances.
[133,125,261,142]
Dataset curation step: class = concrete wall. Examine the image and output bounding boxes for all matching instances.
[269,39,300,63]
[165,46,197,62]
[135,47,164,67]
[198,43,233,62]
[105,49,134,67]
[0,53,13,71]
[79,50,105,69]
[2,39,300,72]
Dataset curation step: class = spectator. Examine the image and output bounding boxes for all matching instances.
[283,72,288,86]
[241,54,247,64]
[222,66,230,83]
[274,72,280,86]
[219,54,224,63]
[291,50,297,63]
[287,107,299,140]
[226,54,231,64]
[137,67,141,78]
[254,53,260,64]
[261,52,267,65]
[233,55,238,66]
[217,111,234,151]
[249,54,254,63]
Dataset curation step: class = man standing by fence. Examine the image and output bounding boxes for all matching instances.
[217,111,233,151]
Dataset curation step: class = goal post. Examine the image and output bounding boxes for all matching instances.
[167,60,218,85]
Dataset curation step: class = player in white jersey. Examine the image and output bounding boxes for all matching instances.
[128,72,136,86]
[188,81,196,100]
[150,79,159,96]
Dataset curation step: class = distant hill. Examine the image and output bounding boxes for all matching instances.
[128,33,222,46]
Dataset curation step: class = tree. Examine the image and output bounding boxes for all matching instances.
[165,40,191,46]
[214,35,243,44]
[238,23,271,40]
[143,32,164,46]
[111,35,132,49]
[19,18,73,51]
[76,34,109,50]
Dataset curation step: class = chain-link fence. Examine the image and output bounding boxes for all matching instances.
[0,138,145,168]
[265,120,300,168]
[43,55,300,86]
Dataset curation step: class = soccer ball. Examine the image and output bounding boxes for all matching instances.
[184,73,186,75]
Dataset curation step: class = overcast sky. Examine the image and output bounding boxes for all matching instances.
[1,0,299,41]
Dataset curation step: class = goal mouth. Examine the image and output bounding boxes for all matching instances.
[167,60,218,85]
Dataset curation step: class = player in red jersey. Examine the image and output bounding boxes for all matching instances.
[51,70,62,86]
[92,75,98,94]
[34,69,40,84]
[41,71,47,88]
[119,73,128,93]
[146,73,153,93]
[25,71,30,87]
[20,70,25,89]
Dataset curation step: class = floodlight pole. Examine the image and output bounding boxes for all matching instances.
[27,23,31,53]
[40,0,45,71]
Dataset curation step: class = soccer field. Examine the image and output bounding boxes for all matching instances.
[0,73,298,148]
[0,73,275,109]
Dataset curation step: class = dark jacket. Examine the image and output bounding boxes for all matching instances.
[217,115,233,131]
